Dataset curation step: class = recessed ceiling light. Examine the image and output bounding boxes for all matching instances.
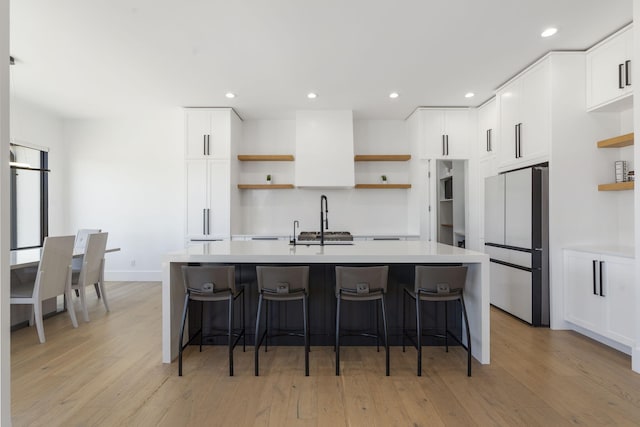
[541,27,558,38]
[307,92,317,99]
[225,92,236,99]
[389,92,399,99]
[465,92,475,98]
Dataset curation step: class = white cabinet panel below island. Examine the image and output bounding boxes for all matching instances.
[162,240,490,365]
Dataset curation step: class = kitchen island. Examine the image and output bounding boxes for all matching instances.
[162,240,490,364]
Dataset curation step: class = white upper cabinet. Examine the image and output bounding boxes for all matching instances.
[423,109,473,159]
[477,98,497,160]
[185,109,232,159]
[586,25,633,112]
[497,58,551,170]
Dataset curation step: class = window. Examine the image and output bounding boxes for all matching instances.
[9,143,49,250]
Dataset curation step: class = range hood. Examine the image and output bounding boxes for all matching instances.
[295,110,355,188]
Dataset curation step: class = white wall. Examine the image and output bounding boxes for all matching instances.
[63,111,184,280]
[10,97,66,236]
[237,119,412,236]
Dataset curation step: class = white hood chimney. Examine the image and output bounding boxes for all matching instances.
[294,110,355,188]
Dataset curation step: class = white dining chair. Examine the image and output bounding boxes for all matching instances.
[10,235,78,343]
[71,232,109,322]
[73,228,102,298]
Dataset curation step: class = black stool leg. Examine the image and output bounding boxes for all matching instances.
[445,300,449,353]
[335,293,341,376]
[375,300,380,352]
[303,293,309,376]
[199,300,204,352]
[228,295,234,376]
[265,300,269,353]
[402,289,407,352]
[460,294,472,377]
[242,291,246,352]
[416,293,422,377]
[255,294,263,376]
[178,293,190,377]
[381,294,389,376]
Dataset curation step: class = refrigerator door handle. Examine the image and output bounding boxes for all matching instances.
[592,260,597,295]
[599,261,605,297]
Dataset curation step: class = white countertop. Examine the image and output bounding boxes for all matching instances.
[167,240,488,264]
[564,245,635,259]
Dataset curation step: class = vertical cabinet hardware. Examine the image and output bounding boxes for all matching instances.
[486,129,492,152]
[618,64,625,89]
[592,260,597,295]
[590,259,607,298]
[514,123,522,158]
[599,261,604,296]
[625,60,631,86]
[441,135,450,156]
[202,135,211,155]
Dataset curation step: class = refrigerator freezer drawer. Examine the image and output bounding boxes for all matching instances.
[490,261,533,324]
[485,245,532,269]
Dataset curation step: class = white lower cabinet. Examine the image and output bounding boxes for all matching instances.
[564,249,635,347]
[186,159,231,241]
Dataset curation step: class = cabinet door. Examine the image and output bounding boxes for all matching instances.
[563,251,606,333]
[208,160,231,239]
[185,110,212,159]
[587,28,632,110]
[497,79,520,166]
[422,110,445,158]
[185,160,209,238]
[443,110,471,159]
[478,99,496,160]
[602,255,635,346]
[519,60,551,162]
[209,110,231,159]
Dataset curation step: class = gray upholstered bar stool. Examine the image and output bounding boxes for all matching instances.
[335,265,389,376]
[402,265,471,377]
[179,265,245,377]
[255,266,310,376]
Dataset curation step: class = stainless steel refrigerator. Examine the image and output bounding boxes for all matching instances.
[484,166,549,326]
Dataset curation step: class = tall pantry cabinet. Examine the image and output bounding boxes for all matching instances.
[184,108,241,242]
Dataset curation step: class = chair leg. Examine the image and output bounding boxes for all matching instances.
[303,294,309,376]
[178,293,190,376]
[416,295,422,377]
[228,296,234,376]
[335,293,341,376]
[34,302,45,344]
[402,289,406,352]
[255,294,263,376]
[460,295,472,377]
[99,280,110,312]
[199,301,204,352]
[242,291,246,352]
[381,294,389,377]
[375,300,380,352]
[445,301,449,353]
[65,289,79,328]
[79,285,89,322]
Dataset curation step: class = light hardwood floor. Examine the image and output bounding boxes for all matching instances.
[11,281,640,426]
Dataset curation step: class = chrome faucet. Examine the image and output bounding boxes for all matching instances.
[320,195,328,246]
[290,220,299,246]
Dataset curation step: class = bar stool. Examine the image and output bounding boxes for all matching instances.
[335,265,389,376]
[178,265,245,377]
[402,265,471,377]
[255,266,310,376]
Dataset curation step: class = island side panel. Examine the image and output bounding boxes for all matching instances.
[162,261,186,363]
[464,259,490,364]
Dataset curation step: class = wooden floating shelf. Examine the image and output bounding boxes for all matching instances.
[597,181,634,191]
[597,133,634,148]
[354,184,412,189]
[237,155,294,161]
[237,184,295,189]
[354,154,411,162]
[440,224,453,228]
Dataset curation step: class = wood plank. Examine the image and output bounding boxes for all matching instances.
[597,132,634,148]
[354,154,411,161]
[597,181,634,191]
[237,184,295,189]
[11,282,640,426]
[237,154,294,161]
[354,184,411,189]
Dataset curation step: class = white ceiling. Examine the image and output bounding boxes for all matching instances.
[9,0,634,120]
